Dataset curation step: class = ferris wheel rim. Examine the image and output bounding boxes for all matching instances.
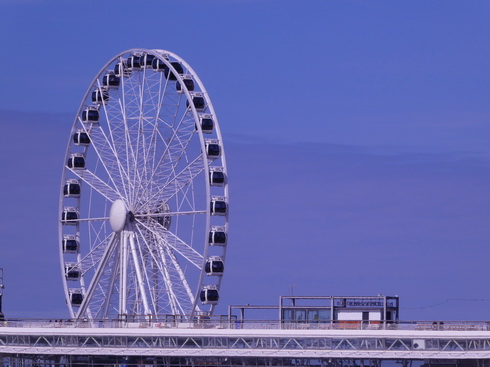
[58,48,229,321]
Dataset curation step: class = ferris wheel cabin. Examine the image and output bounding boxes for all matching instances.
[200,285,219,305]
[73,130,90,146]
[103,72,120,87]
[114,61,131,78]
[176,78,195,93]
[187,94,206,110]
[205,140,221,158]
[61,207,79,224]
[199,116,214,133]
[127,55,142,70]
[62,235,79,253]
[91,88,109,104]
[205,256,224,276]
[211,198,228,216]
[81,107,99,123]
[69,290,83,306]
[209,228,227,246]
[164,62,184,80]
[64,263,81,281]
[67,154,85,169]
[63,179,80,197]
[209,168,226,186]
[140,53,155,67]
[151,58,166,71]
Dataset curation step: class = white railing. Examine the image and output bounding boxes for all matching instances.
[2,318,490,331]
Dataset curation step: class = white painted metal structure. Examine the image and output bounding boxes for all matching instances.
[1,322,490,360]
[58,49,228,322]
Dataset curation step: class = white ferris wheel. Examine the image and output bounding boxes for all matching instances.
[58,49,228,321]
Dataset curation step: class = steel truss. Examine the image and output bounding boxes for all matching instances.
[2,327,490,360]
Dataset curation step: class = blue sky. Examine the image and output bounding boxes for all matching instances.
[0,0,489,320]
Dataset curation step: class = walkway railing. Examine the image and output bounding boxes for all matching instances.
[2,318,490,331]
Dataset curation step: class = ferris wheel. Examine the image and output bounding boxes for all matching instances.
[58,49,228,321]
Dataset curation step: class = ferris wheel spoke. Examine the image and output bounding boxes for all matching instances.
[126,68,164,204]
[157,244,180,315]
[160,245,196,315]
[160,229,204,269]
[135,219,203,269]
[139,154,205,209]
[134,225,171,314]
[99,74,146,204]
[94,79,134,189]
[154,72,170,135]
[117,64,137,202]
[131,124,155,208]
[148,106,193,177]
[87,219,110,256]
[156,83,183,130]
[69,216,110,223]
[162,111,196,176]
[75,232,113,276]
[145,109,196,194]
[137,210,206,219]
[77,232,118,318]
[140,75,168,208]
[122,74,144,206]
[141,75,170,207]
[147,224,194,316]
[137,223,180,315]
[132,229,163,314]
[80,118,132,200]
[119,70,163,208]
[68,167,121,202]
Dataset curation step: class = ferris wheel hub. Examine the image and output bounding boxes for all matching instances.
[127,211,135,223]
[109,199,127,232]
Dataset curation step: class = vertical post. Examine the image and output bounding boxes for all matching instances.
[279,296,283,327]
[383,295,387,330]
[0,268,4,321]
[120,232,128,320]
[128,231,151,317]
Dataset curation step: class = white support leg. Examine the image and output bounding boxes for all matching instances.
[128,231,151,316]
